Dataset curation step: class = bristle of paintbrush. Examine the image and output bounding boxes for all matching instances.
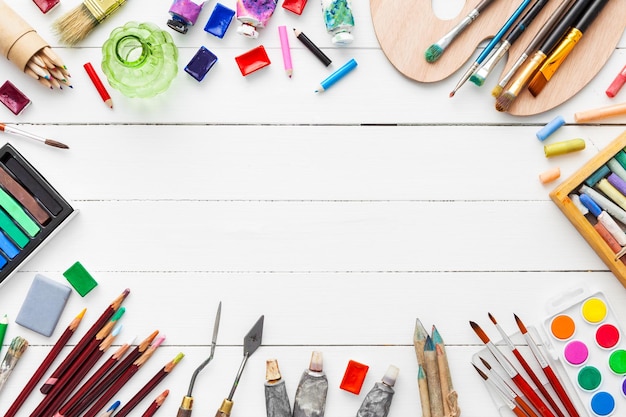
[479,356,492,370]
[527,71,548,97]
[45,139,70,149]
[472,363,488,380]
[495,92,515,112]
[424,45,444,63]
[469,321,490,343]
[488,312,497,324]
[53,3,98,45]
[513,314,528,334]
[8,337,28,358]
[470,321,489,343]
[491,84,503,98]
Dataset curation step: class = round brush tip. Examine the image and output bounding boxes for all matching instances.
[424,45,443,63]
[491,85,503,98]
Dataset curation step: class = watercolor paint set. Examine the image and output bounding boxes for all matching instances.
[543,288,626,417]
[0,143,76,285]
[550,130,626,288]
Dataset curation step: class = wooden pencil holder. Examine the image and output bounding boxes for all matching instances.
[0,0,49,72]
[550,130,626,288]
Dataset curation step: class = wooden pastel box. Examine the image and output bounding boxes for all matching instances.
[550,130,626,288]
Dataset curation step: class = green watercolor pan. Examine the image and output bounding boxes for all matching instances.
[0,143,77,285]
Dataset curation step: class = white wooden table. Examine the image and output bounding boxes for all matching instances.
[0,1,625,416]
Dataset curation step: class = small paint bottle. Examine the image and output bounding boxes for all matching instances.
[265,359,291,417]
[167,0,205,34]
[236,0,278,38]
[293,351,328,417]
[356,365,399,417]
[321,0,354,45]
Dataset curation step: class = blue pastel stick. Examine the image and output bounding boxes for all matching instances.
[315,58,357,92]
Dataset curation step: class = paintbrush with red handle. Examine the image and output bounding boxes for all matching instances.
[470,320,555,417]
[489,313,565,417]
[514,314,580,417]
[472,362,530,417]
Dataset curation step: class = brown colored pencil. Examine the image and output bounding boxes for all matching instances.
[30,324,121,417]
[82,336,165,417]
[114,352,183,417]
[5,309,86,417]
[142,390,169,417]
[40,289,129,394]
[55,338,134,417]
[63,331,159,417]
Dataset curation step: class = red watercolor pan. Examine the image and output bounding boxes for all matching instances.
[235,45,271,76]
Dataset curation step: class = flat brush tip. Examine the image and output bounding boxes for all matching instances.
[45,139,70,149]
[469,73,485,87]
[491,85,503,98]
[527,73,547,97]
[424,45,443,63]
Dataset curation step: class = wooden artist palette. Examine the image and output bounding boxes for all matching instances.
[370,0,626,116]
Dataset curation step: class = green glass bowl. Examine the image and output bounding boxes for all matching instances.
[101,21,178,98]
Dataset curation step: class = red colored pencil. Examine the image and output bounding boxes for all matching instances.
[55,339,133,417]
[488,313,565,417]
[5,309,86,417]
[113,352,183,417]
[82,336,165,417]
[64,331,159,417]
[40,289,129,394]
[29,324,122,417]
[514,314,581,417]
[83,62,113,109]
[469,320,556,417]
[142,390,169,417]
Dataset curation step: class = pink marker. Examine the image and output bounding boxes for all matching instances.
[278,26,293,78]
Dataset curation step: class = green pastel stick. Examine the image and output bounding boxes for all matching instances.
[0,188,40,237]
[0,209,29,248]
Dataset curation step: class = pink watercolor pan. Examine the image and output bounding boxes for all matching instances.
[543,288,626,416]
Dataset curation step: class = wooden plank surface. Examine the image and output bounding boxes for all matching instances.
[0,1,625,416]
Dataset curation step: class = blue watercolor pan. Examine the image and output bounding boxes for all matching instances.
[204,2,235,38]
[185,46,218,82]
[0,144,77,286]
